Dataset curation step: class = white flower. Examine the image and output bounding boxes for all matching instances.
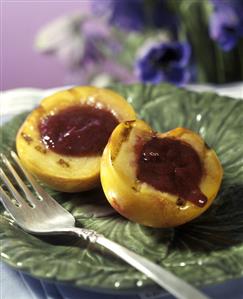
[35,13,87,67]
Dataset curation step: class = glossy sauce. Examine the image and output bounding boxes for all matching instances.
[39,105,119,156]
[136,137,207,207]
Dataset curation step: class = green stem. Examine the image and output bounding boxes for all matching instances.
[238,40,243,81]
[215,46,226,84]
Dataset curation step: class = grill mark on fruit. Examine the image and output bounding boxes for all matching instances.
[21,132,33,144]
[57,159,70,168]
[124,120,136,126]
[34,145,47,154]
[68,88,81,98]
[176,197,186,206]
[121,121,134,142]
[111,125,132,162]
[131,186,138,192]
[37,105,45,112]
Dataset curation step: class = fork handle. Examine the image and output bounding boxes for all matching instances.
[69,227,209,299]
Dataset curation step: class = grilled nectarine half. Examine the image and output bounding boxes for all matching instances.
[16,86,136,192]
[100,120,223,227]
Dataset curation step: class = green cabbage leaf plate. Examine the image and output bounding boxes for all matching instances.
[0,83,243,292]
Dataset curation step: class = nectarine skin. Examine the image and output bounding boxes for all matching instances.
[100,120,223,228]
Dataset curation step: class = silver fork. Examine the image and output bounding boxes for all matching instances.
[0,151,209,299]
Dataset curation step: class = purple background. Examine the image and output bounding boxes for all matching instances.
[2,1,86,90]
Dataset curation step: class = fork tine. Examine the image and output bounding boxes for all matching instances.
[10,151,74,218]
[11,151,58,205]
[1,153,35,207]
[0,167,28,207]
[11,151,48,200]
[0,185,20,211]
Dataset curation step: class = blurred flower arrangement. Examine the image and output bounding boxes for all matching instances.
[35,0,243,87]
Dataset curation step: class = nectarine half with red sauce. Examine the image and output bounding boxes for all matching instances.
[100,120,223,227]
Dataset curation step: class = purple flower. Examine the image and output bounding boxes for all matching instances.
[110,0,146,31]
[209,0,243,51]
[91,0,178,33]
[151,0,178,34]
[92,0,145,32]
[135,41,191,85]
[211,0,243,10]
